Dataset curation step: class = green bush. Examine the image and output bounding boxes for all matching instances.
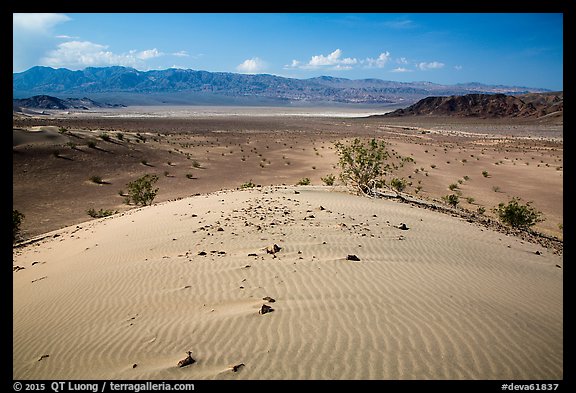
[124,174,159,206]
[13,209,25,243]
[442,194,460,207]
[390,177,407,192]
[321,174,336,186]
[335,138,390,194]
[87,208,118,218]
[241,180,256,189]
[297,177,311,186]
[493,197,544,229]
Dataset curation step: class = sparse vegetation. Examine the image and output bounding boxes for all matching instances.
[335,138,390,195]
[124,174,159,206]
[493,197,544,229]
[89,175,106,184]
[13,209,25,243]
[442,194,460,207]
[390,177,407,192]
[482,170,489,178]
[241,180,256,189]
[321,174,336,186]
[87,208,118,218]
[297,177,311,186]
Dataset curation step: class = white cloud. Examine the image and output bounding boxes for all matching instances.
[172,50,190,57]
[13,13,70,33]
[136,48,163,60]
[309,49,357,67]
[396,57,409,64]
[40,40,169,70]
[13,13,71,71]
[454,65,463,71]
[364,52,391,68]
[391,67,412,73]
[236,57,266,73]
[417,61,445,70]
[286,49,358,70]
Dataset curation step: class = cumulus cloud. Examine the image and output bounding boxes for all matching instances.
[236,57,266,73]
[13,13,71,71]
[454,65,463,71]
[41,41,169,70]
[286,49,358,70]
[417,61,445,70]
[363,52,391,68]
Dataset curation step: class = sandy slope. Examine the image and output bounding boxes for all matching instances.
[12,186,562,380]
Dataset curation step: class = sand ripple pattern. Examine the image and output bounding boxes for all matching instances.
[13,186,562,380]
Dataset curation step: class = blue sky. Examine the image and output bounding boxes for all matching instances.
[13,13,563,90]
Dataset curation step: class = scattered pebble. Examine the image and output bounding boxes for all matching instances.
[266,244,281,254]
[259,304,274,314]
[177,351,196,367]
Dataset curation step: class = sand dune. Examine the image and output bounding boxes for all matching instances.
[13,185,562,380]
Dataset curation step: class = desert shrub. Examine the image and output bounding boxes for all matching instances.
[87,141,97,149]
[448,183,459,191]
[90,175,104,184]
[335,138,390,195]
[390,177,407,192]
[241,180,256,189]
[493,197,544,229]
[442,194,460,207]
[477,206,486,215]
[116,132,124,140]
[297,177,311,186]
[185,173,194,179]
[13,209,24,243]
[482,170,489,178]
[321,174,336,186]
[87,208,118,218]
[124,174,159,206]
[100,133,110,141]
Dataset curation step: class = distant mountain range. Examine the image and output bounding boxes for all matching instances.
[12,66,553,106]
[381,92,563,121]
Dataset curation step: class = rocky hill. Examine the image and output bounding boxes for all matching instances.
[382,92,563,120]
[13,66,551,106]
[13,95,126,112]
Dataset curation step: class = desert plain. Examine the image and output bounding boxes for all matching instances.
[12,106,563,380]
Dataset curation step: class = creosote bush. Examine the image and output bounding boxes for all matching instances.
[493,197,544,229]
[335,138,390,195]
[321,174,336,186]
[442,194,460,207]
[390,177,407,192]
[124,174,159,206]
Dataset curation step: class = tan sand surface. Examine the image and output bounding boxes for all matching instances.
[13,185,562,380]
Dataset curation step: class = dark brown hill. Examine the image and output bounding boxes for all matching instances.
[383,92,562,121]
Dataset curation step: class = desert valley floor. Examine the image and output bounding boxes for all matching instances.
[13,106,563,380]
